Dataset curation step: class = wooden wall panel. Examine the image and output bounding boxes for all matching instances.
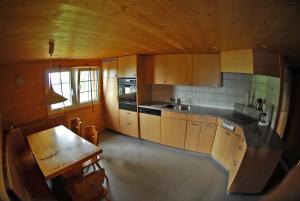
[0,59,104,133]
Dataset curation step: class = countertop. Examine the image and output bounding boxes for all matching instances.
[138,103,284,149]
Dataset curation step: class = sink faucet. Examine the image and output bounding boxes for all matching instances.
[169,98,176,107]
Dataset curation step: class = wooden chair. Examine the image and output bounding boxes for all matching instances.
[70,118,82,136]
[65,169,110,201]
[82,126,108,179]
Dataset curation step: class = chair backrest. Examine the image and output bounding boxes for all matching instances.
[71,118,82,136]
[72,170,106,201]
[85,126,98,145]
[5,129,30,201]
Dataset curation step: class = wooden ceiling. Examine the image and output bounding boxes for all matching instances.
[0,0,300,66]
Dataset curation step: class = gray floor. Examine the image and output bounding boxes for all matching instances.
[99,130,262,201]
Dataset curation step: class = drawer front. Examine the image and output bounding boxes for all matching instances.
[188,114,217,124]
[119,109,138,122]
[161,110,187,120]
[120,119,138,137]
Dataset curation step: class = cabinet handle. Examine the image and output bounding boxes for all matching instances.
[239,145,243,151]
[225,131,231,135]
[114,74,118,77]
[127,122,131,125]
[191,123,199,126]
[163,81,167,83]
[233,161,237,166]
[127,113,131,115]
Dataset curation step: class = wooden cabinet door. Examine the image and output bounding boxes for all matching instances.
[103,77,119,131]
[222,131,240,170]
[120,119,138,138]
[145,55,167,84]
[166,54,193,85]
[228,138,247,190]
[185,121,201,151]
[211,126,226,162]
[221,49,254,74]
[117,55,137,78]
[193,54,220,87]
[198,123,216,154]
[139,113,161,143]
[161,117,187,149]
[102,59,117,78]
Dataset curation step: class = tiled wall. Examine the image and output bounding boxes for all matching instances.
[252,75,280,128]
[152,73,252,110]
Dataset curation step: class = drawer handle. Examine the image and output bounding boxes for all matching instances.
[126,122,131,125]
[191,123,199,126]
[127,113,131,115]
[225,131,231,135]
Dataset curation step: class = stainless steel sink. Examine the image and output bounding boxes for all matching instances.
[163,104,191,111]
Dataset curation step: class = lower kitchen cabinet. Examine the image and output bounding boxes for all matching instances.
[197,123,216,154]
[139,113,161,143]
[185,121,201,151]
[211,126,226,162]
[185,122,216,154]
[227,141,283,193]
[161,116,187,149]
[119,109,138,138]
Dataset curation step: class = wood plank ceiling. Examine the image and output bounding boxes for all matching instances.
[0,0,300,66]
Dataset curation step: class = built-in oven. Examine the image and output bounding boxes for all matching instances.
[118,78,137,112]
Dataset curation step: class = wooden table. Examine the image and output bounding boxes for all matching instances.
[27,125,102,179]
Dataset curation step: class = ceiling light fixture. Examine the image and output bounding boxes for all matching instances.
[42,39,67,105]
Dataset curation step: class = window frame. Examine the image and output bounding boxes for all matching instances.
[77,68,100,106]
[45,66,101,114]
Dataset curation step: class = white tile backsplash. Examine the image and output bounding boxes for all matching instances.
[152,73,252,109]
[151,72,280,129]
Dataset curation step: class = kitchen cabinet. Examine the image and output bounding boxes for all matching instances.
[221,49,280,77]
[139,113,161,143]
[145,55,167,84]
[161,111,187,149]
[103,76,120,132]
[192,54,220,87]
[119,109,138,138]
[211,126,225,162]
[185,121,201,151]
[197,123,216,154]
[118,55,137,78]
[102,58,118,78]
[227,142,282,193]
[222,131,240,170]
[166,54,193,85]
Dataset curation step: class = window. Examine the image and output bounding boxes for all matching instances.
[46,67,100,111]
[78,69,99,103]
[48,71,73,110]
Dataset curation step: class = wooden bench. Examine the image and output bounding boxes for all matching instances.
[2,115,66,201]
[4,128,57,201]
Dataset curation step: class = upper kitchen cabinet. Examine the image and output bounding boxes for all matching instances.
[118,55,137,78]
[102,58,118,78]
[221,49,280,77]
[193,54,221,87]
[145,55,167,84]
[166,54,193,85]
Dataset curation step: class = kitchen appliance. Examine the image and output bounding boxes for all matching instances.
[258,104,273,127]
[138,107,161,116]
[255,98,263,111]
[118,78,137,111]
